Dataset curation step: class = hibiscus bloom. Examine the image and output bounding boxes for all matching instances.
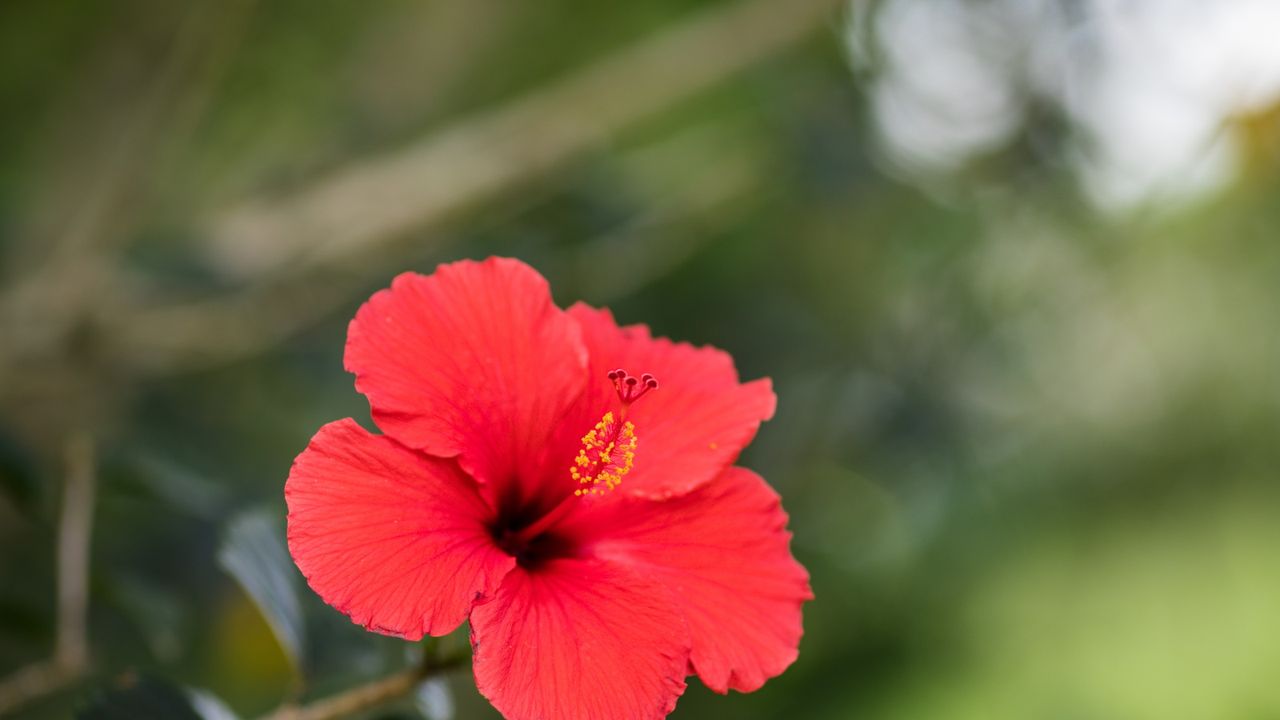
[285,257,811,720]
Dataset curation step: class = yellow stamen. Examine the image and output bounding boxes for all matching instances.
[570,411,637,496]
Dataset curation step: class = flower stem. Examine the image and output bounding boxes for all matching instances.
[258,651,466,720]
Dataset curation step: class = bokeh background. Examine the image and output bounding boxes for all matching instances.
[3,0,1280,718]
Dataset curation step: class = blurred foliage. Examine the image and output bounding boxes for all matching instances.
[77,676,203,720]
[217,509,305,677]
[2,0,1280,719]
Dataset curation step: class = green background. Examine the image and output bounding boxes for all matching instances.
[2,1,1279,718]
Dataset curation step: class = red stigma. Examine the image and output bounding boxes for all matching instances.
[610,368,659,405]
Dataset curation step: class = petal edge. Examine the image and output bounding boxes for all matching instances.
[583,466,811,693]
[471,558,691,720]
[345,258,587,503]
[285,419,515,639]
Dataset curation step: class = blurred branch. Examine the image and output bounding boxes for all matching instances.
[55,434,95,674]
[0,0,257,386]
[104,0,841,373]
[113,118,769,374]
[259,652,465,720]
[569,121,765,301]
[0,434,96,715]
[207,0,840,279]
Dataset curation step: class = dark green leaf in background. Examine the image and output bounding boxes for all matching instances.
[77,676,203,720]
[129,453,231,521]
[217,508,305,674]
[188,688,243,720]
[0,428,38,512]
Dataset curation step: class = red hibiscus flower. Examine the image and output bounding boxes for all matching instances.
[285,257,811,720]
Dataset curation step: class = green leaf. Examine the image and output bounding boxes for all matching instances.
[77,676,203,720]
[0,428,37,512]
[109,575,186,662]
[188,688,242,720]
[217,508,305,673]
[130,453,230,520]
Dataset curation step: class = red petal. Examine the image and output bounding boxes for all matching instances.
[286,419,514,639]
[471,558,690,720]
[546,304,775,499]
[345,258,587,504]
[577,467,811,693]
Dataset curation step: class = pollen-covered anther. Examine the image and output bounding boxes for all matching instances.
[571,411,637,496]
[568,369,657,497]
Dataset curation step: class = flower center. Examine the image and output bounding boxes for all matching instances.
[499,369,659,560]
[570,370,656,496]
